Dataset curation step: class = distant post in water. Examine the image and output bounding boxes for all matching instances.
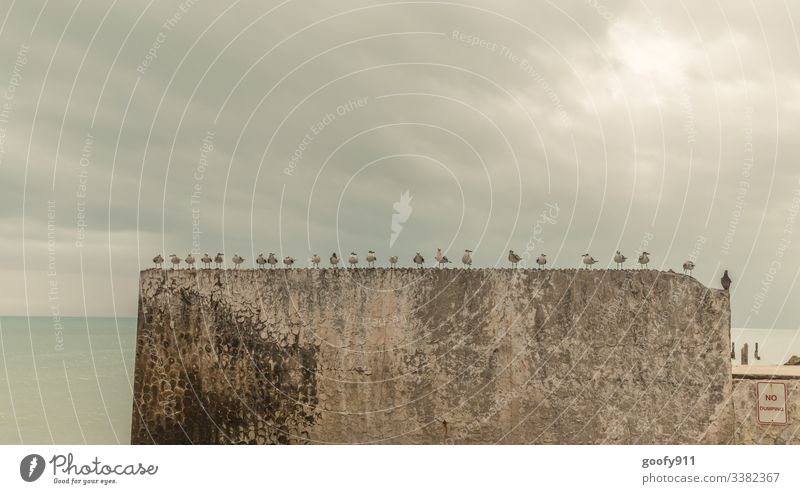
[730,342,735,360]
[754,342,761,361]
[741,343,749,365]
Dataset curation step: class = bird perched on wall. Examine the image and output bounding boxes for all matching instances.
[201,253,212,269]
[256,254,267,269]
[682,260,695,276]
[169,254,180,269]
[435,248,451,268]
[638,252,650,269]
[283,256,295,268]
[582,254,597,269]
[613,251,627,269]
[508,250,522,268]
[721,270,731,290]
[232,254,244,269]
[348,252,358,268]
[185,253,195,270]
[311,254,321,268]
[153,254,164,269]
[366,251,377,268]
[214,253,224,269]
[267,253,278,268]
[536,254,547,269]
[413,252,425,268]
[330,252,340,268]
[462,249,473,267]
[388,255,398,268]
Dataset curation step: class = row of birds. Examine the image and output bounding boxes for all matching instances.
[151,249,698,274]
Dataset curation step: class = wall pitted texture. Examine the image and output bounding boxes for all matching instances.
[131,268,732,444]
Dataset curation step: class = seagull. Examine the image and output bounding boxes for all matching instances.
[536,254,547,269]
[462,249,473,267]
[682,260,695,276]
[311,254,321,268]
[581,254,598,269]
[613,251,627,269]
[169,254,180,269]
[283,256,295,268]
[201,253,212,269]
[508,250,522,268]
[214,253,224,269]
[388,255,398,268]
[413,252,425,268]
[232,254,244,269]
[152,254,164,269]
[435,248,451,268]
[330,252,340,268]
[348,252,358,268]
[256,254,267,269]
[638,252,650,269]
[366,250,377,268]
[721,270,731,290]
[267,253,278,268]
[185,253,196,270]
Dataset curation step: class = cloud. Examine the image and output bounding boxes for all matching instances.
[0,0,797,328]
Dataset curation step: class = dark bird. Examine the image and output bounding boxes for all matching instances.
[721,270,731,290]
[267,253,278,268]
[413,252,425,268]
[508,250,522,268]
[152,254,164,269]
[330,252,340,267]
[682,260,695,276]
[201,253,212,269]
[256,254,267,269]
[214,253,224,269]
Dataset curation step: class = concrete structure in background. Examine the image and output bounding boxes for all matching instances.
[130,268,791,444]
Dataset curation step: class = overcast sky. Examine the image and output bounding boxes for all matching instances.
[0,0,798,329]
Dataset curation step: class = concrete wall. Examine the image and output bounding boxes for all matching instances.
[131,268,733,444]
[731,379,800,444]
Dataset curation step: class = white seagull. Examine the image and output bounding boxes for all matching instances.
[435,248,451,268]
[348,252,358,268]
[614,251,627,269]
[256,253,267,269]
[682,260,695,276]
[283,256,295,268]
[232,254,245,269]
[330,252,340,268]
[169,254,180,269]
[185,253,196,270]
[311,254,321,268]
[366,250,377,268]
[462,249,473,267]
[536,254,547,269]
[508,250,522,268]
[582,254,598,269]
[413,252,425,268]
[267,253,278,268]
[388,255,398,268]
[153,254,164,269]
[201,253,212,269]
[214,253,224,269]
[638,252,650,269]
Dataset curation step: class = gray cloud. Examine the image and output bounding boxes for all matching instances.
[0,0,798,330]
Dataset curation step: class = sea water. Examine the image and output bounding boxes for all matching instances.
[0,317,798,444]
[0,316,136,444]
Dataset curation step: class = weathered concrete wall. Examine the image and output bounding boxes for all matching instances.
[131,268,732,444]
[731,379,800,444]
